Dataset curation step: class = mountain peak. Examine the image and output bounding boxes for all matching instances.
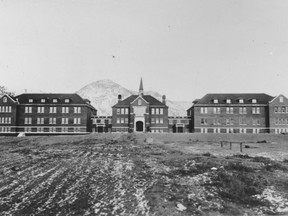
[76,79,190,116]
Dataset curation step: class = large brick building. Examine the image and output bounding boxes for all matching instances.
[0,93,97,135]
[187,93,288,134]
[111,79,169,133]
[268,94,288,134]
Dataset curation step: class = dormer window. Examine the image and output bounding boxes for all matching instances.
[226,99,231,104]
[65,99,70,103]
[252,99,257,103]
[239,99,244,104]
[29,99,33,103]
[280,96,284,103]
[41,99,46,103]
[213,99,218,103]
[53,99,58,103]
[3,97,7,103]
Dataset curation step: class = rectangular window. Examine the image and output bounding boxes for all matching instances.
[74,107,81,114]
[155,108,159,115]
[62,107,69,113]
[252,99,257,103]
[200,107,208,114]
[49,118,56,124]
[62,118,68,124]
[213,107,220,114]
[53,99,58,103]
[29,99,33,103]
[24,118,32,124]
[151,118,155,124]
[239,107,247,114]
[25,106,32,113]
[8,106,11,112]
[213,119,220,125]
[117,118,120,123]
[160,108,163,115]
[49,107,57,113]
[125,108,129,114]
[159,118,163,124]
[151,108,155,114]
[65,99,70,103]
[226,107,233,114]
[274,107,278,113]
[37,127,44,133]
[41,99,46,103]
[156,118,159,123]
[120,118,124,123]
[239,99,244,103]
[74,118,81,124]
[226,118,233,125]
[117,108,120,114]
[37,118,44,124]
[200,118,208,125]
[37,107,44,113]
[124,118,128,123]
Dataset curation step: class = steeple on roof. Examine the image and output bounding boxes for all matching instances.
[139,77,144,95]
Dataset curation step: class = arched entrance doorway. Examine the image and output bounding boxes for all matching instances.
[136,121,144,132]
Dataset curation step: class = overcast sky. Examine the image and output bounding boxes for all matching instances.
[1,0,288,101]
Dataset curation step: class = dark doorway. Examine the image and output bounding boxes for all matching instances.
[97,126,104,133]
[177,126,184,133]
[136,121,144,132]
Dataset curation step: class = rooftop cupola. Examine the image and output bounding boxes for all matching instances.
[139,77,144,96]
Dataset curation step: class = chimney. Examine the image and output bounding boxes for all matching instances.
[162,95,166,104]
[118,94,122,101]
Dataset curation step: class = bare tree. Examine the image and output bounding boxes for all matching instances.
[0,86,15,97]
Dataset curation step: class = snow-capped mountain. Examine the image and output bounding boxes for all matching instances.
[76,79,192,116]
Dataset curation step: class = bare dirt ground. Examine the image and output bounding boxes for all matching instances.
[0,133,288,216]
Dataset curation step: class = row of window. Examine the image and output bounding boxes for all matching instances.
[0,106,12,113]
[275,118,288,125]
[200,128,261,134]
[212,98,257,104]
[116,108,164,115]
[28,98,71,103]
[24,127,82,133]
[117,108,129,115]
[200,107,261,114]
[95,119,111,124]
[24,106,81,114]
[0,127,11,132]
[116,118,129,124]
[151,118,164,124]
[168,119,189,124]
[274,107,288,114]
[115,118,165,124]
[200,118,261,126]
[24,118,82,125]
[151,108,164,115]
[0,117,11,124]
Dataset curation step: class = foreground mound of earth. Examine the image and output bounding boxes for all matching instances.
[0,134,288,216]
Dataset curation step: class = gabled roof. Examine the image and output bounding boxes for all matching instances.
[113,94,167,107]
[0,94,18,103]
[195,93,274,105]
[16,93,97,110]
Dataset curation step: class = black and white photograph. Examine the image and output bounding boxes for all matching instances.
[1,0,288,215]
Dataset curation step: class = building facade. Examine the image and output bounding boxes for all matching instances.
[168,116,190,133]
[92,115,112,133]
[0,93,97,135]
[187,93,279,134]
[111,79,169,133]
[268,94,288,134]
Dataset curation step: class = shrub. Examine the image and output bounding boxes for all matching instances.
[212,170,268,206]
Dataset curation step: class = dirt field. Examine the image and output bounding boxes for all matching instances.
[0,133,288,216]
